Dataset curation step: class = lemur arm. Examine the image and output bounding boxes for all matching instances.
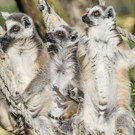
[53,86,67,102]
[123,48,135,69]
[22,50,50,103]
[116,38,135,69]
[14,48,51,104]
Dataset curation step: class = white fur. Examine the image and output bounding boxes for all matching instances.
[6,20,33,38]
[7,39,38,94]
[83,18,132,134]
[49,54,74,122]
[1,12,10,20]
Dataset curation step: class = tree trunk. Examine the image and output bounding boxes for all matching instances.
[15,0,71,41]
[59,0,99,29]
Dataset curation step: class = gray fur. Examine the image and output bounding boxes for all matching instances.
[82,5,133,135]
[0,12,51,134]
[46,25,84,134]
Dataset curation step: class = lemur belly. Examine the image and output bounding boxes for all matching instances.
[49,62,73,120]
[84,41,118,131]
[7,46,38,94]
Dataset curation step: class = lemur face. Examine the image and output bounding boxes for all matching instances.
[46,25,79,49]
[82,5,116,27]
[1,12,34,50]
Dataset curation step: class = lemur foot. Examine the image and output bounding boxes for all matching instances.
[117,128,125,135]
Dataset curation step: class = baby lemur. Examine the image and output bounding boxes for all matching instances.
[82,5,133,135]
[0,12,52,134]
[46,25,84,134]
[49,86,82,121]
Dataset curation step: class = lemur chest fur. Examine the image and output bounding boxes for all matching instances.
[51,56,74,95]
[88,34,119,111]
[7,43,38,93]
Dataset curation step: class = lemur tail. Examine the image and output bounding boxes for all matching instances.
[48,113,63,121]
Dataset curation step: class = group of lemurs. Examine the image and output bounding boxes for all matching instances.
[0,3,134,135]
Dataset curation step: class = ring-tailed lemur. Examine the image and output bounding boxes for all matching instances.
[48,86,81,121]
[0,12,52,134]
[46,25,84,134]
[82,5,133,135]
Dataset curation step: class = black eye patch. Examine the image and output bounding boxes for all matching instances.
[10,25,20,33]
[92,10,101,17]
[4,24,7,31]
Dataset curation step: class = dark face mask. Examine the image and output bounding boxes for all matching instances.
[0,33,14,51]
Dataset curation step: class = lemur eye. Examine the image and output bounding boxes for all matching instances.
[56,31,65,38]
[58,32,62,37]
[13,28,18,32]
[11,25,20,33]
[93,11,100,16]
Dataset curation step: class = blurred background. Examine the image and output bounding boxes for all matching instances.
[0,0,135,134]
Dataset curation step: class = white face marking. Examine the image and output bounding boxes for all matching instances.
[54,26,68,37]
[86,6,104,26]
[87,6,103,15]
[6,20,19,31]
[85,6,116,27]
[5,20,33,39]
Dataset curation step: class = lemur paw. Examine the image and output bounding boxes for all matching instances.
[53,86,59,92]
[116,128,125,135]
[37,4,44,11]
[0,49,8,66]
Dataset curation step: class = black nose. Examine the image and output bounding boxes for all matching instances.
[45,33,49,38]
[45,33,52,40]
[0,33,14,51]
[82,15,89,23]
[82,16,86,22]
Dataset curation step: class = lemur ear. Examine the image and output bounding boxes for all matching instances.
[22,16,32,28]
[71,32,78,42]
[105,6,116,18]
[1,12,10,20]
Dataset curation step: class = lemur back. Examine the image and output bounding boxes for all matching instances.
[46,25,84,134]
[82,5,133,135]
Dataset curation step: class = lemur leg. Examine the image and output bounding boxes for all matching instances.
[56,99,78,120]
[116,111,133,135]
[0,50,20,134]
[0,94,15,132]
[62,101,78,120]
[35,116,66,135]
[116,65,133,135]
[73,118,85,135]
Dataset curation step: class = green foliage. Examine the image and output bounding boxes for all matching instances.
[0,0,18,27]
[131,84,135,114]
[129,41,135,84]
